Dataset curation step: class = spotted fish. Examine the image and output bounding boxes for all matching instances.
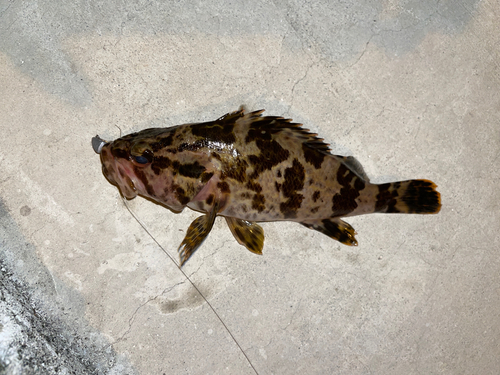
[92,107,441,265]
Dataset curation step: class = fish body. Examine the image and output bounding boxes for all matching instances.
[96,108,441,265]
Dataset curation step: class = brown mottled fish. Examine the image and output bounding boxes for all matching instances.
[92,107,441,265]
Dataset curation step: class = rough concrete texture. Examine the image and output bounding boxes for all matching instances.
[0,0,499,374]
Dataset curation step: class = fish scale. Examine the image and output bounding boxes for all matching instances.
[93,107,441,265]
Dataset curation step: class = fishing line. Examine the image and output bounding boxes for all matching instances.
[122,196,259,375]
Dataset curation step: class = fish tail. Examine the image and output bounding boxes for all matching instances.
[375,179,441,214]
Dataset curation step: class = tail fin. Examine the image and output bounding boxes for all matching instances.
[375,179,441,214]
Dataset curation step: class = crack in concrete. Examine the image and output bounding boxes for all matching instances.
[0,1,14,19]
[287,60,315,115]
[282,299,301,331]
[192,238,232,276]
[111,280,186,346]
[244,336,274,360]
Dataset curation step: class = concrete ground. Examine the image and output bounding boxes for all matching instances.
[1,0,499,374]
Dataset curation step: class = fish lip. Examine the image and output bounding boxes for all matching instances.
[97,140,138,200]
[92,135,107,154]
[112,158,139,199]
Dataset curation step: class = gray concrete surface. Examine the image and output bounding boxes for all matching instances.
[1,0,499,374]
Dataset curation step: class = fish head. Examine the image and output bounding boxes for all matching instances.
[94,127,212,212]
[98,135,155,200]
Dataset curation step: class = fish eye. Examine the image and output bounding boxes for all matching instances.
[130,141,153,165]
[134,155,150,164]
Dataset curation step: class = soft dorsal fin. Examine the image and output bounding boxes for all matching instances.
[239,108,332,154]
[335,155,370,182]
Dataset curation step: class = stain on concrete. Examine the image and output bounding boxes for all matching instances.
[157,283,213,314]
[19,205,31,216]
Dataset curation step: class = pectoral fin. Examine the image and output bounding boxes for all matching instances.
[302,218,358,246]
[225,217,264,255]
[178,202,218,266]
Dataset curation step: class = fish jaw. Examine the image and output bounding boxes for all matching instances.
[99,143,140,200]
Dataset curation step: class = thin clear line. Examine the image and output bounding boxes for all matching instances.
[122,197,258,375]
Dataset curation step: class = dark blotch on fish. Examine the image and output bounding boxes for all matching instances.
[302,143,326,169]
[246,181,262,193]
[151,134,175,152]
[152,156,172,175]
[248,139,290,179]
[191,121,236,146]
[331,163,365,216]
[206,194,214,205]
[279,158,305,218]
[252,193,266,212]
[174,185,190,205]
[200,172,214,183]
[177,161,206,179]
[217,181,230,193]
[134,167,155,196]
[312,190,321,202]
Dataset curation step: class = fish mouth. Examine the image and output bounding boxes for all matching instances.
[98,142,139,200]
[119,172,138,199]
[108,161,139,199]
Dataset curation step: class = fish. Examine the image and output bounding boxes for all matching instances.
[92,107,441,265]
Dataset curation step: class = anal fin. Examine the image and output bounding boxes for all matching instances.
[178,202,218,266]
[302,218,358,246]
[225,217,264,255]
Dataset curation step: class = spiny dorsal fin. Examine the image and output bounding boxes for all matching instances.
[216,107,247,123]
[241,108,332,154]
